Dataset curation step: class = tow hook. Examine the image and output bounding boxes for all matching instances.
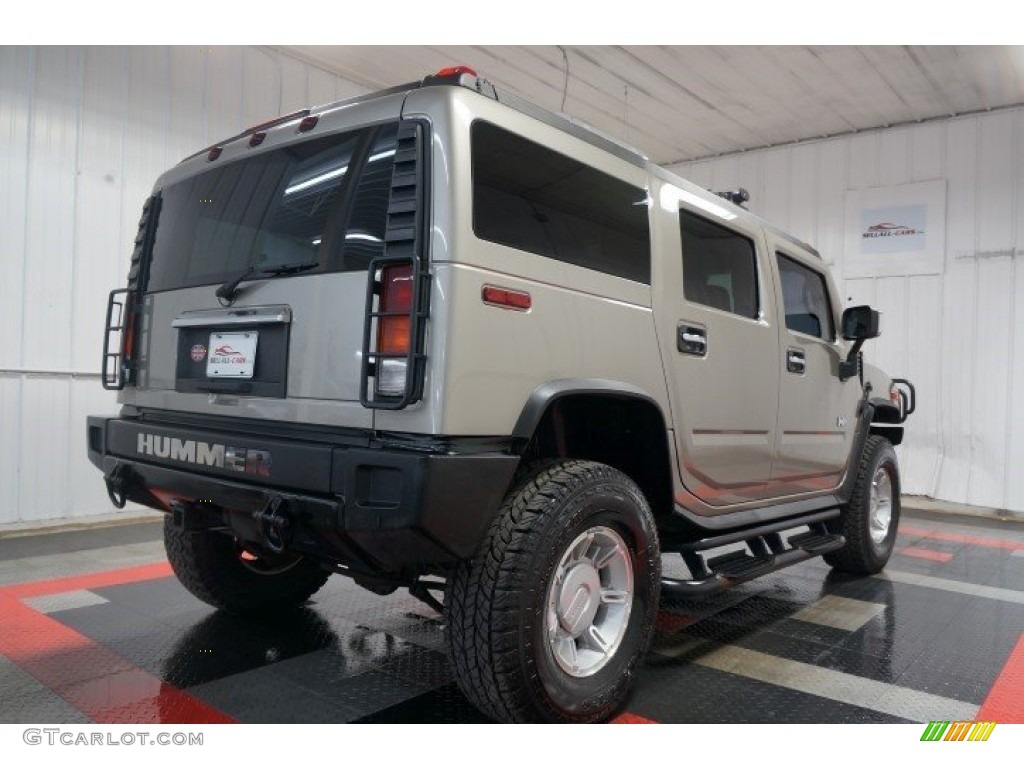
[253,495,291,554]
[104,464,130,510]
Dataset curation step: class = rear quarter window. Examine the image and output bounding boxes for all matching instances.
[471,121,651,284]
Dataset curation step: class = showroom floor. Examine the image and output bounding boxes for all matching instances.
[1,509,1022,724]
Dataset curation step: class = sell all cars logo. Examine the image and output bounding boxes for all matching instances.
[862,221,924,239]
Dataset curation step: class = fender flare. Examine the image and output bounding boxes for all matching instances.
[512,378,668,440]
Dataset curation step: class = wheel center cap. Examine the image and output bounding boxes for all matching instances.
[558,563,601,637]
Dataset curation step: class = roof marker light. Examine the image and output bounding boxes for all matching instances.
[435,65,477,79]
[249,132,266,147]
[298,115,319,132]
[207,146,222,161]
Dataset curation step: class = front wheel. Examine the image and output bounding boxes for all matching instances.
[446,460,660,723]
[824,435,901,574]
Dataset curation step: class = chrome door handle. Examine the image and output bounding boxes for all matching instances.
[678,323,707,357]
[787,348,806,374]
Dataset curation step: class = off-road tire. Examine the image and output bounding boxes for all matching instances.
[446,460,661,723]
[164,518,330,614]
[824,435,901,574]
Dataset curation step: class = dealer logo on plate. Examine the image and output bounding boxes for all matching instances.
[190,344,207,362]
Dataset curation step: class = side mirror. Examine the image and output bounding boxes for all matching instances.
[841,305,881,341]
[838,305,881,381]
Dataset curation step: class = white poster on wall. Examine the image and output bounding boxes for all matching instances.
[844,180,946,277]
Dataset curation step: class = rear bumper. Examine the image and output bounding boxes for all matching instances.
[86,413,519,573]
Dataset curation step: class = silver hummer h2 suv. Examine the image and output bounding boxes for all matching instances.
[87,66,916,723]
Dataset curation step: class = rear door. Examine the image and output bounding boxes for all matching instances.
[124,99,407,429]
[656,194,781,506]
[768,241,859,494]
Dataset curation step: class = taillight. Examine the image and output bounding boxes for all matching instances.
[122,303,136,362]
[122,295,138,368]
[375,264,414,396]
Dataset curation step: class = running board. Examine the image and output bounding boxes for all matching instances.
[661,529,846,599]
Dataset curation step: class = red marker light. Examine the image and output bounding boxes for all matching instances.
[482,285,531,311]
[248,132,266,147]
[207,146,222,161]
[298,115,319,132]
[436,65,477,79]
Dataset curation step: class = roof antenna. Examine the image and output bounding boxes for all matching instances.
[557,45,570,111]
[716,188,750,208]
[623,83,630,144]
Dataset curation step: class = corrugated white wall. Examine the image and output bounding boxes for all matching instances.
[0,46,369,524]
[672,108,1024,513]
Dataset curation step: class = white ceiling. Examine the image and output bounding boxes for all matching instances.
[280,45,1024,165]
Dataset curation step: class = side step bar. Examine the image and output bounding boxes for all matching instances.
[661,522,846,599]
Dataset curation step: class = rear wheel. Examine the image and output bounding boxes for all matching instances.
[824,435,901,574]
[163,518,330,614]
[446,460,660,723]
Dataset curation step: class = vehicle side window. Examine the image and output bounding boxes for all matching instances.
[776,253,835,341]
[678,208,758,318]
[471,121,651,284]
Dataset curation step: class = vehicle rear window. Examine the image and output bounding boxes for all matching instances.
[678,208,759,318]
[146,123,398,293]
[471,121,651,284]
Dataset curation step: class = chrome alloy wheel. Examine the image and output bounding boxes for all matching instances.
[869,465,894,545]
[545,526,633,678]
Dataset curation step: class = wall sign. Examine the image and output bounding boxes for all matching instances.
[844,180,946,277]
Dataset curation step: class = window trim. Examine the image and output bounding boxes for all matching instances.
[677,204,763,322]
[775,250,837,343]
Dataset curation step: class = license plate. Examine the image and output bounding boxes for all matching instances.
[207,331,258,378]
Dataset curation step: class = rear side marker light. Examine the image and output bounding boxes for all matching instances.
[436,65,478,79]
[207,146,222,161]
[298,115,319,132]
[482,285,531,311]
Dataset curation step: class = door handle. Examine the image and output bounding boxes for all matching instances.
[678,322,707,357]
[787,348,806,374]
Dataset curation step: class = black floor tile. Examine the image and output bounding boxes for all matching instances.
[352,683,494,724]
[629,663,913,724]
[15,509,1022,725]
